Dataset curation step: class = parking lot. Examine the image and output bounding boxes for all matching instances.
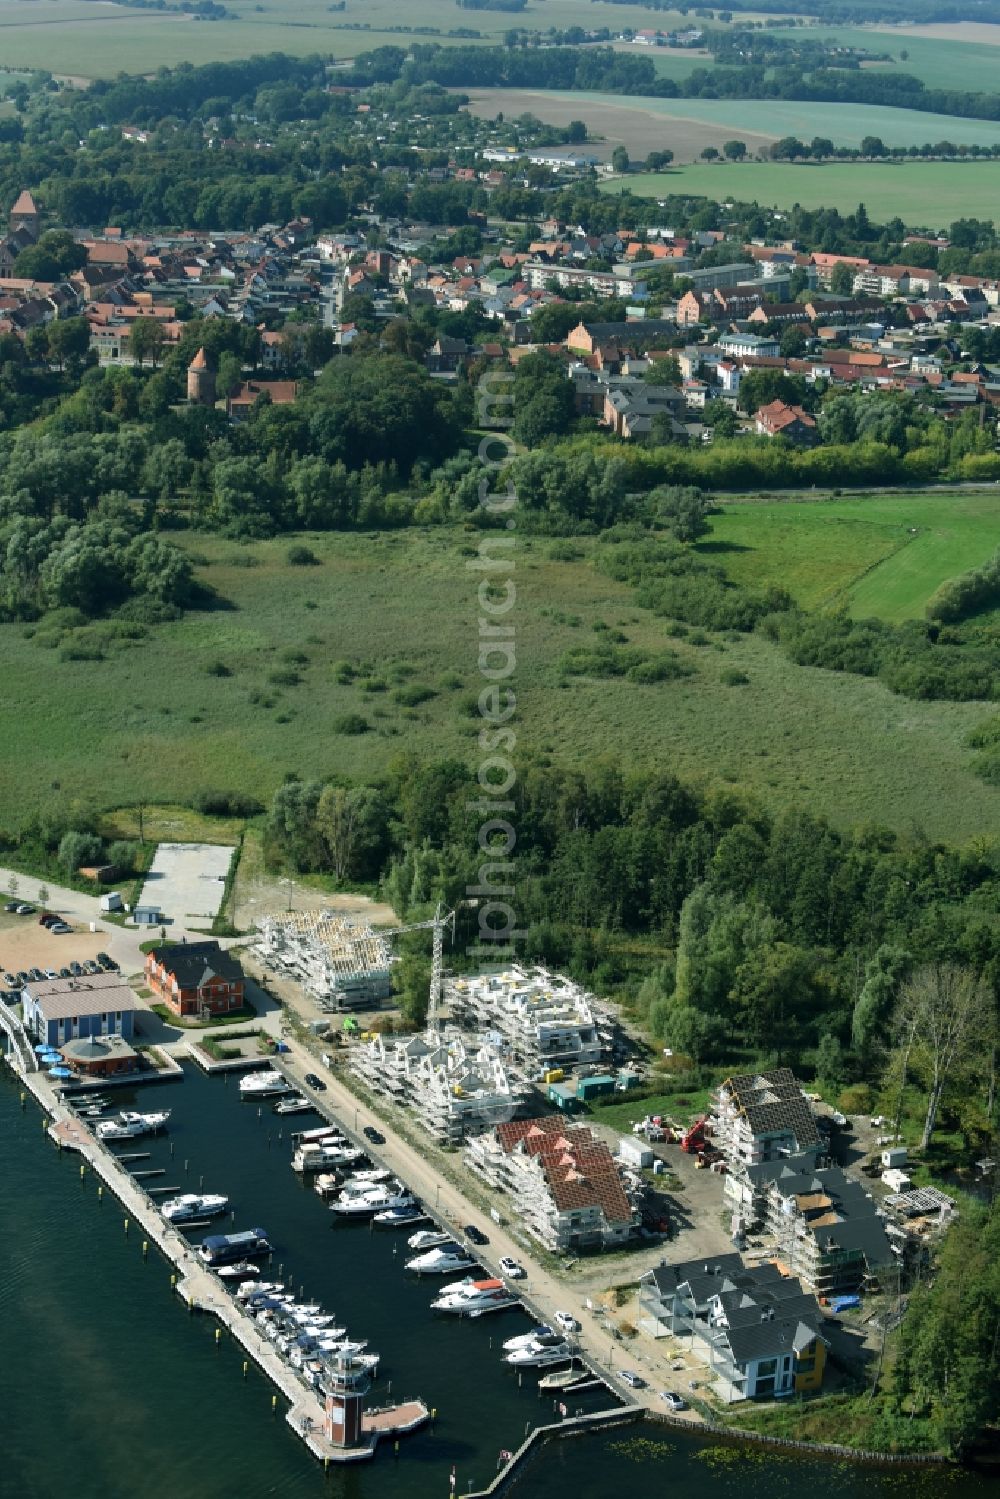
[136,842,234,929]
[0,908,107,977]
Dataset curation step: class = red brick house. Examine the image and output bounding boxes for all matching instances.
[755,399,818,443]
[145,941,246,1018]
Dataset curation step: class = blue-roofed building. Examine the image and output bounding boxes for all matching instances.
[22,974,138,1049]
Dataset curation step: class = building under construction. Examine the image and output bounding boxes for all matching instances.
[445,965,610,1076]
[350,1028,526,1146]
[255,911,395,1010]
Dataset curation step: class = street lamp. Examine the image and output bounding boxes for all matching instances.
[279,878,294,913]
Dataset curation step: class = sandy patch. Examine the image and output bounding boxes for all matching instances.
[233,877,397,933]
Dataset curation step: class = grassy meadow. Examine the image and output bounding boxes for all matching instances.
[0,0,731,79]
[773,23,1000,95]
[617,159,1000,222]
[706,491,1000,621]
[1,525,998,844]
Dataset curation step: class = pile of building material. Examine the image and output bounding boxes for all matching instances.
[255,911,394,1010]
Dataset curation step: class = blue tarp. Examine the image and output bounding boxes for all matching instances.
[830,1294,861,1313]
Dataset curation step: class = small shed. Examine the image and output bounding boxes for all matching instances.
[100,891,123,913]
[134,904,162,926]
[576,1074,615,1103]
[548,1081,583,1113]
[880,1146,907,1171]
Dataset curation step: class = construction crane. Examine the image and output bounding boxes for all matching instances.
[382,902,456,1034]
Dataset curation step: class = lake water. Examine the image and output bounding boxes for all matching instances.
[1,1066,992,1499]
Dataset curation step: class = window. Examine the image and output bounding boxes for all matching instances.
[756,1358,778,1378]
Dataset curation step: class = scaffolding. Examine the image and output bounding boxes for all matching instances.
[350,1027,526,1146]
[255,911,395,1010]
[445,965,608,1077]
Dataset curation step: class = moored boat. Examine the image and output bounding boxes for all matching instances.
[198,1227,271,1266]
[162,1192,229,1223]
[274,1096,314,1115]
[373,1204,427,1228]
[407,1227,452,1251]
[404,1244,478,1276]
[431,1277,520,1316]
[95,1110,171,1141]
[238,1071,290,1099]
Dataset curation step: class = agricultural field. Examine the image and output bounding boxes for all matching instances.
[0,0,734,79]
[1,526,997,844]
[618,159,1000,223]
[705,491,1000,621]
[769,23,1000,95]
[461,87,778,162]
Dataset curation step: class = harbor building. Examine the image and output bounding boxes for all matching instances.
[61,1034,140,1078]
[711,1068,822,1168]
[22,973,138,1049]
[255,911,394,1010]
[639,1254,828,1403]
[350,1029,525,1145]
[725,1153,895,1296]
[466,1116,639,1252]
[145,940,246,1019]
[445,966,610,1077]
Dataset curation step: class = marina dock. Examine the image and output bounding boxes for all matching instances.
[31,1066,429,1464]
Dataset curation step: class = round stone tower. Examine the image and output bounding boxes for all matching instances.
[187,346,216,406]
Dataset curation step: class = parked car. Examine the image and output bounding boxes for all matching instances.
[97,952,117,969]
[16,971,29,985]
[302,1073,326,1092]
[84,959,101,974]
[50,923,71,934]
[59,968,71,979]
[660,1391,688,1412]
[498,1256,525,1280]
[69,961,84,977]
[29,968,44,982]
[363,1125,385,1145]
[3,901,18,913]
[3,972,16,987]
[554,1310,579,1333]
[44,969,58,980]
[465,1224,489,1246]
[15,904,35,916]
[620,1371,645,1389]
[37,912,58,926]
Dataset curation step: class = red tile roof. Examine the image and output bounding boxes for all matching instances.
[495,1117,633,1225]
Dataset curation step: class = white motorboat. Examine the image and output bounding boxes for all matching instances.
[217,1261,261,1281]
[341,1167,390,1188]
[313,1174,342,1198]
[330,1182,414,1218]
[503,1325,554,1352]
[95,1110,171,1141]
[293,1125,343,1143]
[274,1096,314,1115]
[373,1204,427,1228]
[237,1280,284,1298]
[162,1192,229,1223]
[506,1335,573,1368]
[404,1245,478,1276]
[292,1140,364,1173]
[431,1277,520,1317]
[239,1071,290,1099]
[407,1228,452,1251]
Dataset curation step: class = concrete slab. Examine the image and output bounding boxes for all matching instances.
[136,843,234,929]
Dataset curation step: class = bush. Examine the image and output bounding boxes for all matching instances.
[287,545,319,566]
[205,659,232,677]
[721,668,750,685]
[333,713,370,735]
[191,790,264,817]
[269,668,301,687]
[393,683,436,706]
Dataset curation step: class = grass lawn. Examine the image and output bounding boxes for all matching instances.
[616,159,1000,224]
[3,526,999,842]
[704,491,1000,621]
[772,23,1000,95]
[588,1086,715,1131]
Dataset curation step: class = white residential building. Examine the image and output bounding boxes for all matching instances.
[350,1028,523,1145]
[466,1116,638,1252]
[445,966,608,1076]
[712,1068,821,1169]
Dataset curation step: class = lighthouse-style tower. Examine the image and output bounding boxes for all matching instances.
[187,346,216,406]
[322,1348,371,1449]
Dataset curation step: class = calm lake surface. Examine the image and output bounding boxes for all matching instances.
[1,1066,992,1499]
